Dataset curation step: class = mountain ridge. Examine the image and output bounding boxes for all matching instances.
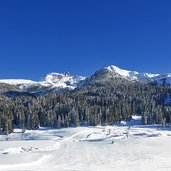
[104,65,171,84]
[0,65,171,93]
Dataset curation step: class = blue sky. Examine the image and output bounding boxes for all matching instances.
[0,0,171,80]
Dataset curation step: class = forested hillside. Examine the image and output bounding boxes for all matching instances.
[0,75,171,135]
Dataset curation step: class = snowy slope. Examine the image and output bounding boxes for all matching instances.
[0,72,85,92]
[0,117,171,171]
[104,65,171,85]
[40,72,85,89]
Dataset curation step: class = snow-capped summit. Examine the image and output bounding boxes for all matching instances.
[104,65,171,85]
[40,72,85,89]
[0,72,85,93]
[105,65,139,78]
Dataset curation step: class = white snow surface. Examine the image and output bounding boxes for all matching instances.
[0,79,37,85]
[0,116,171,171]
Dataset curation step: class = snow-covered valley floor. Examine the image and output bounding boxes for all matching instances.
[0,116,171,171]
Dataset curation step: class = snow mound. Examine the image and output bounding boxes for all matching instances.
[118,115,142,126]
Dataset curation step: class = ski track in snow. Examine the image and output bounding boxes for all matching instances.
[0,116,171,171]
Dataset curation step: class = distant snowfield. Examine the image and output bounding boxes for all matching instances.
[0,116,171,171]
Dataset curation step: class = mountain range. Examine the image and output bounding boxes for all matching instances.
[1,65,171,135]
[0,65,171,94]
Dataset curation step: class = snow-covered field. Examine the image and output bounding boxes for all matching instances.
[0,116,171,171]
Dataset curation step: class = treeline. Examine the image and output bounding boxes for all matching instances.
[0,77,171,134]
